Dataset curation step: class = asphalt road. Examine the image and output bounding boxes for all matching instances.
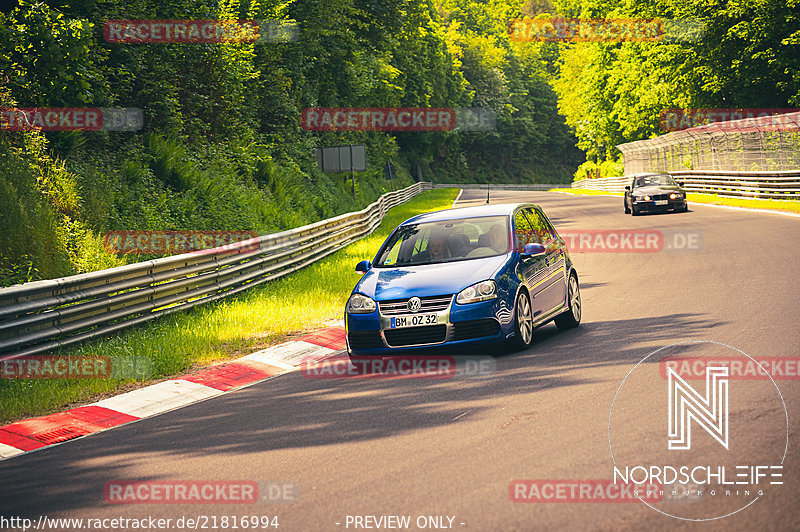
[2,190,799,531]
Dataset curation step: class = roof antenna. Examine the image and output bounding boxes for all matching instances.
[486,182,490,204]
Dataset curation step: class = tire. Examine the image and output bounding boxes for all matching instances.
[555,273,581,330]
[624,201,630,214]
[511,290,534,350]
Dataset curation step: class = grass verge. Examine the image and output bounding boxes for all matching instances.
[0,189,459,424]
[550,188,800,213]
[684,193,800,213]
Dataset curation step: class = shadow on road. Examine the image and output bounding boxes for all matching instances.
[0,309,725,518]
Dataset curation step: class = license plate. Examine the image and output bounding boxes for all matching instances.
[390,314,438,328]
[655,200,668,205]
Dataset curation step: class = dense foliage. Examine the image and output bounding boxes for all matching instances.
[0,0,582,284]
[3,0,796,282]
[551,0,800,164]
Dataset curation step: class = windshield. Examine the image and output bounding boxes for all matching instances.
[634,174,677,187]
[375,216,510,267]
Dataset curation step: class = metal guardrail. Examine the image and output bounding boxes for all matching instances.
[572,171,800,199]
[571,176,629,193]
[0,182,430,359]
[670,170,800,199]
[432,183,561,191]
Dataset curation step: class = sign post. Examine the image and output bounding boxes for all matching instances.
[349,145,356,199]
[384,159,396,191]
[314,145,367,200]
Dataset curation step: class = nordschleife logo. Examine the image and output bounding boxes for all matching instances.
[667,366,729,450]
[608,340,788,521]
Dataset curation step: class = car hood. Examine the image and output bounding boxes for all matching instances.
[633,185,682,195]
[356,254,511,300]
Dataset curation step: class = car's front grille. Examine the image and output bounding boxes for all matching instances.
[379,295,453,315]
[451,319,500,341]
[348,330,384,349]
[383,325,447,347]
[652,193,670,200]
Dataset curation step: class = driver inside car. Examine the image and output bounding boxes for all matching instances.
[427,233,450,260]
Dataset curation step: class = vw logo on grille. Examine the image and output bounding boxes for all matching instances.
[407,297,422,313]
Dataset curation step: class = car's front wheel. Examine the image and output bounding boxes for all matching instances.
[555,273,581,330]
[511,290,534,350]
[624,198,630,214]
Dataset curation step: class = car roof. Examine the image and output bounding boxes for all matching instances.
[401,202,536,225]
[629,172,673,178]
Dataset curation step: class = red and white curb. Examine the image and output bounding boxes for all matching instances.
[0,327,347,461]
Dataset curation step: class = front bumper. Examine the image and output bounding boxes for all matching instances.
[634,199,686,213]
[346,297,513,356]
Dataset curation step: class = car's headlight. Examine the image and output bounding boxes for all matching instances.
[637,195,651,202]
[670,192,683,199]
[456,280,497,304]
[347,294,377,314]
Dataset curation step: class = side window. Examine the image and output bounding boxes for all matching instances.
[524,208,555,243]
[514,211,533,252]
[543,217,559,241]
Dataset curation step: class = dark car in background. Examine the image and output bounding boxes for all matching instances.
[624,173,688,215]
[344,203,581,362]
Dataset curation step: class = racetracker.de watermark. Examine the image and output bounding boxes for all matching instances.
[1,355,111,379]
[300,107,496,131]
[104,481,297,504]
[301,355,496,379]
[103,19,298,43]
[0,107,142,131]
[660,355,800,380]
[1,354,154,380]
[557,230,702,253]
[509,479,663,503]
[659,108,800,132]
[102,230,260,255]
[508,17,705,43]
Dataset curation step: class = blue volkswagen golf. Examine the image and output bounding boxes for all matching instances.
[345,203,581,362]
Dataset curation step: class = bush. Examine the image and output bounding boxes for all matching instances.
[573,159,623,181]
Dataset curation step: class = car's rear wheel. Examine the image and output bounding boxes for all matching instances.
[512,290,534,350]
[555,273,581,330]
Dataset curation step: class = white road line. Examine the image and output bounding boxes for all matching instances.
[90,379,223,419]
[452,189,463,207]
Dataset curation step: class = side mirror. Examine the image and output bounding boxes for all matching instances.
[355,260,372,273]
[624,185,630,191]
[677,181,684,187]
[522,243,545,257]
